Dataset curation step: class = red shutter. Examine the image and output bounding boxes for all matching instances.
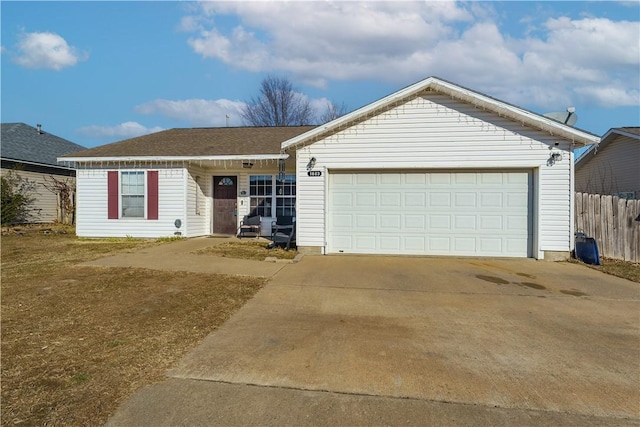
[147,171,159,220]
[107,171,119,219]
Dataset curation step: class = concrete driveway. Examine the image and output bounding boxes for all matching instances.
[108,256,639,426]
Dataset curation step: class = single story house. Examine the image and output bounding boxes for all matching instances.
[1,122,86,223]
[60,76,600,260]
[575,127,639,199]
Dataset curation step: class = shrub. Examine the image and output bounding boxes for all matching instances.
[1,170,37,226]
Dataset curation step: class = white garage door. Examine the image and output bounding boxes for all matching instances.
[328,170,533,257]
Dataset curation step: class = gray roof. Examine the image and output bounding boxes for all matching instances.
[61,126,317,159]
[1,123,86,167]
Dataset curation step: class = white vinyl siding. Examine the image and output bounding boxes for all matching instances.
[76,168,186,238]
[295,92,573,257]
[186,166,210,236]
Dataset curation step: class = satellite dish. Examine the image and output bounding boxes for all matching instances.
[543,107,578,126]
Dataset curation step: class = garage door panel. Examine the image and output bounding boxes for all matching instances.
[406,193,426,206]
[380,174,401,185]
[356,193,376,206]
[480,238,503,252]
[480,215,502,230]
[332,214,353,228]
[405,215,426,229]
[332,193,352,206]
[429,174,451,185]
[429,193,451,207]
[429,237,450,251]
[328,171,532,257]
[380,193,401,207]
[355,214,376,229]
[380,214,401,229]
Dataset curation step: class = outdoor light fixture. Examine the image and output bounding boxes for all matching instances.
[307,157,317,170]
[547,151,563,166]
[242,161,254,169]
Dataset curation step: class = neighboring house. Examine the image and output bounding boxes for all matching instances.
[1,123,86,223]
[575,127,639,199]
[60,77,599,260]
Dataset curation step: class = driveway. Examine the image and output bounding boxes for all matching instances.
[108,256,640,425]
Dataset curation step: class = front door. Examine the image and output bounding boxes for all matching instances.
[213,176,237,234]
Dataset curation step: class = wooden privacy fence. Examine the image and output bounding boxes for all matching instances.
[574,192,640,263]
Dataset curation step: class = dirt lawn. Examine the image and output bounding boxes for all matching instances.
[1,228,266,426]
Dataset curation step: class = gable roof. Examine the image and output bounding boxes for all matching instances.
[60,126,316,163]
[576,127,640,168]
[281,76,600,150]
[1,123,86,168]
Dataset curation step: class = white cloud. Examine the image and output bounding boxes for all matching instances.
[135,98,246,126]
[182,2,639,110]
[14,31,85,70]
[76,122,164,139]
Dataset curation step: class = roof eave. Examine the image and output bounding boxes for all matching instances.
[58,153,289,163]
[576,127,640,168]
[2,157,76,171]
[281,76,600,150]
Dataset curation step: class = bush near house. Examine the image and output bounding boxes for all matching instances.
[1,170,37,225]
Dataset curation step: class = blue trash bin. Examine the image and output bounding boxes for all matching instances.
[575,232,601,265]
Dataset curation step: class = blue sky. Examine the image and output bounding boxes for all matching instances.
[1,1,639,150]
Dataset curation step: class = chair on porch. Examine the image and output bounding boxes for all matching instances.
[269,216,296,250]
[236,215,262,238]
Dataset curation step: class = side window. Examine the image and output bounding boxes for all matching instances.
[121,171,145,218]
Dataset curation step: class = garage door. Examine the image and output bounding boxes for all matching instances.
[328,171,533,257]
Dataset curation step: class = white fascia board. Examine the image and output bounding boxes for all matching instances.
[2,157,76,171]
[58,153,289,163]
[281,76,600,150]
[430,79,600,146]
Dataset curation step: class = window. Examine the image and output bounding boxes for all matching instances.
[107,170,158,220]
[249,175,273,217]
[249,174,296,218]
[121,171,145,217]
[276,174,296,217]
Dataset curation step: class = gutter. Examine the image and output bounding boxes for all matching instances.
[58,153,289,163]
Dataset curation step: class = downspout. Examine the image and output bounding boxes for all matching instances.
[569,147,576,253]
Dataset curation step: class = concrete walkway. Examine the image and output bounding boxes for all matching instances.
[81,236,288,277]
[104,245,640,426]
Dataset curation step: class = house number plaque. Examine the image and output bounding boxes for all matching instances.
[307,171,322,177]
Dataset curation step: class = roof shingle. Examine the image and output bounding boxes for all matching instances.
[61,126,317,158]
[1,123,86,166]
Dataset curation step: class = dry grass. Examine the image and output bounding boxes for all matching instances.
[1,226,266,426]
[195,240,297,261]
[570,257,640,283]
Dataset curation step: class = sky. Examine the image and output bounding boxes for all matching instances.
[1,1,639,152]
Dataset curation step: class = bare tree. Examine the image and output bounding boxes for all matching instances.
[42,175,75,225]
[319,100,348,124]
[242,75,313,126]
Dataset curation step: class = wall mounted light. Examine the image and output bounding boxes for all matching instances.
[547,152,563,166]
[307,157,317,170]
[242,162,254,169]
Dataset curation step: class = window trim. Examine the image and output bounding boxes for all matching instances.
[120,170,146,219]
